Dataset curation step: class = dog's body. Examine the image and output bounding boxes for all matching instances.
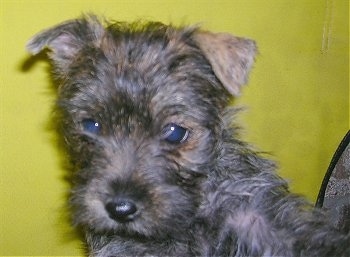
[27,15,349,256]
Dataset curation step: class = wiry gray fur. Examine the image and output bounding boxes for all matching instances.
[27,15,350,257]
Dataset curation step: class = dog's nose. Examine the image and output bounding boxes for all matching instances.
[105,198,138,223]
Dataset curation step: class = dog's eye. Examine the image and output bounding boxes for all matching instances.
[82,119,101,134]
[162,123,189,144]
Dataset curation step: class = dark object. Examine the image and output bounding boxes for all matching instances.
[316,130,350,233]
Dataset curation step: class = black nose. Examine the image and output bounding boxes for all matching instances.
[105,198,138,223]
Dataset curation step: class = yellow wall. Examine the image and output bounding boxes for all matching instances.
[1,0,348,255]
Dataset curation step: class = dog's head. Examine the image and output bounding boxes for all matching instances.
[27,15,256,238]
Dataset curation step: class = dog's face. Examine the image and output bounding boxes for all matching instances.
[27,16,256,239]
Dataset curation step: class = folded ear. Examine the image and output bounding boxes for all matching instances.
[194,31,257,96]
[26,15,105,75]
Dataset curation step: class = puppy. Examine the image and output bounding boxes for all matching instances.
[27,15,350,256]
